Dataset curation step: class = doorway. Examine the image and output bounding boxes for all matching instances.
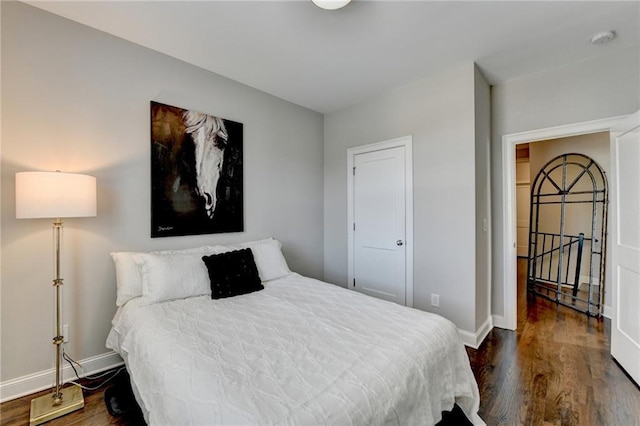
[501,116,623,331]
[347,136,414,306]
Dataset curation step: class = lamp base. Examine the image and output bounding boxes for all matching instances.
[29,386,84,426]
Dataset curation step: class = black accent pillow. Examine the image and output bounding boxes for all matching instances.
[202,248,264,299]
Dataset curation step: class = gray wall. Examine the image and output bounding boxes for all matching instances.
[491,47,640,318]
[324,63,483,334]
[474,66,491,330]
[1,2,324,381]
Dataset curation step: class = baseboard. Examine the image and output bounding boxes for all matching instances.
[603,305,612,319]
[458,316,493,350]
[492,314,507,329]
[475,317,493,348]
[0,351,124,403]
[457,329,476,348]
[580,275,591,287]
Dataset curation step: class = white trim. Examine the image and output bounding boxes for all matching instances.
[502,136,518,331]
[492,314,507,329]
[458,316,493,349]
[475,316,493,349]
[603,305,612,319]
[0,351,123,403]
[347,136,414,307]
[457,329,477,348]
[501,115,627,331]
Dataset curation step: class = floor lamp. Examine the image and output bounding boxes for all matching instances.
[15,171,97,426]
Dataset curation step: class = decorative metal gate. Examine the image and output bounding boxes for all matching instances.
[527,153,608,316]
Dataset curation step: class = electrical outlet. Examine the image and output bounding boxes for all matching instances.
[430,294,440,307]
[63,324,69,343]
[482,218,488,233]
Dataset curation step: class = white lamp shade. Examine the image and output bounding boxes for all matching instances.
[16,171,97,219]
[312,0,351,10]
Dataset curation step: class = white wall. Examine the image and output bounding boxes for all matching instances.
[1,2,324,382]
[324,62,488,335]
[491,47,640,318]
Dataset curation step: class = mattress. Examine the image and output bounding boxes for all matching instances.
[107,273,483,425]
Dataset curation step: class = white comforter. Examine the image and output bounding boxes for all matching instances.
[107,273,483,426]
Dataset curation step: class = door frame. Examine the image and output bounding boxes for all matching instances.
[501,115,627,330]
[347,135,414,307]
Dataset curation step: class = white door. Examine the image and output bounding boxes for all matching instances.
[611,110,640,386]
[353,146,406,304]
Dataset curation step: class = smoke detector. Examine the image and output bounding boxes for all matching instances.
[590,30,617,45]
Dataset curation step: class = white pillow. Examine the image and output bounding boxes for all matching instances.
[111,252,144,306]
[133,252,212,306]
[111,245,222,306]
[225,238,291,282]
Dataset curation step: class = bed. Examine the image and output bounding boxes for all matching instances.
[107,239,483,425]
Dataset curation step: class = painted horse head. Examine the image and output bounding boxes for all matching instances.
[183,110,229,219]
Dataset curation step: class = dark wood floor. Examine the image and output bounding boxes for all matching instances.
[2,258,639,425]
[466,258,640,425]
[0,373,142,426]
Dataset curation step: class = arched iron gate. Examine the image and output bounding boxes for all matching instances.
[527,153,608,316]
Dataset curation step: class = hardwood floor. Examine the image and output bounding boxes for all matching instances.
[466,258,640,425]
[2,258,639,425]
[0,372,143,426]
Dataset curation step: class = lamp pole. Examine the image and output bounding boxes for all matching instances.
[52,217,64,406]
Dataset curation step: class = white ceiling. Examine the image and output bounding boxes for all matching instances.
[26,1,640,113]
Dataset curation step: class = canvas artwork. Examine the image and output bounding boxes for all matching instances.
[150,101,243,237]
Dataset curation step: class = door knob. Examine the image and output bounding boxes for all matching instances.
[396,240,404,246]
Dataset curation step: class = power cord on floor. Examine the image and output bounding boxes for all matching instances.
[63,349,126,391]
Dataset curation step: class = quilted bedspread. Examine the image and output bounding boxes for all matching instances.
[107,274,483,425]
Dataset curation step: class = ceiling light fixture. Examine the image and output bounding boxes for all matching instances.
[312,0,351,10]
[590,30,616,45]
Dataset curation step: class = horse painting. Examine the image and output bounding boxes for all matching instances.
[183,110,228,220]
[150,102,243,237]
